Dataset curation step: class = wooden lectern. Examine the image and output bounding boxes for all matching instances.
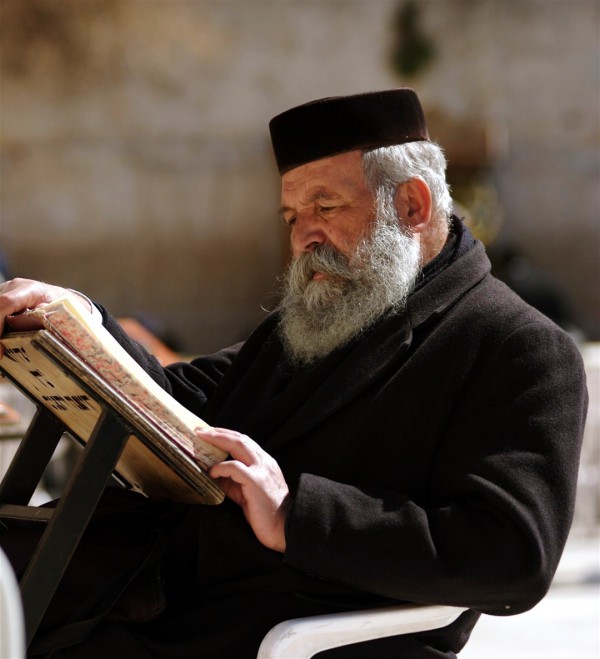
[0,330,221,647]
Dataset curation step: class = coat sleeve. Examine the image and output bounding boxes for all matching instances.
[283,318,588,616]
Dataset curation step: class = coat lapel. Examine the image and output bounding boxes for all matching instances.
[260,313,414,452]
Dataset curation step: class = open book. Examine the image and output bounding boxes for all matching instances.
[0,294,226,504]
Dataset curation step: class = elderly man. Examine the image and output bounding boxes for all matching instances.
[0,89,588,658]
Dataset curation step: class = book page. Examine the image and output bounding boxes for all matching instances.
[30,295,227,469]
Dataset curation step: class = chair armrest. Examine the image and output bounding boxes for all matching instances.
[257,603,467,659]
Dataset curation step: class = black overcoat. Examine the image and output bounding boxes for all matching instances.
[91,236,587,659]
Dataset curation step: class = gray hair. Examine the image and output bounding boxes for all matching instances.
[361,141,452,227]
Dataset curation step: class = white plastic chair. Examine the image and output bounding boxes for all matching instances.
[257,602,467,659]
[0,545,26,659]
[0,543,465,659]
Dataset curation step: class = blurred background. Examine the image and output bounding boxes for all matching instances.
[0,0,598,354]
[0,1,598,656]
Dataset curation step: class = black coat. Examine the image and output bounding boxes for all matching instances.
[95,235,587,658]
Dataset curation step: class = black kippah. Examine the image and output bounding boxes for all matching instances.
[269,88,429,175]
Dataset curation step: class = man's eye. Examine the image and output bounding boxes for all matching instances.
[282,215,296,227]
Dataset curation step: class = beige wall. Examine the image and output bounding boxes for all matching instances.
[1,0,598,352]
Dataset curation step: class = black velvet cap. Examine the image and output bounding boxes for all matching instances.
[269,88,429,175]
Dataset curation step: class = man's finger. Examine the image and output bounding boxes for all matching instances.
[210,472,244,507]
[210,459,253,484]
[196,428,256,465]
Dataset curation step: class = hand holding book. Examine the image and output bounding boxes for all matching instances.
[0,278,91,341]
[0,281,291,545]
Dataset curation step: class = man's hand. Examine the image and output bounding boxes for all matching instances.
[197,427,291,553]
[0,278,89,356]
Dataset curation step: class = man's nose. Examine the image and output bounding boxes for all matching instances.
[291,215,326,256]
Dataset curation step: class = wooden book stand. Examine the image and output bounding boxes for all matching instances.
[0,331,219,647]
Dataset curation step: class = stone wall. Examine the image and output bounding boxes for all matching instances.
[1,0,598,352]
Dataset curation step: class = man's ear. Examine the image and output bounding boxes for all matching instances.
[394,178,432,233]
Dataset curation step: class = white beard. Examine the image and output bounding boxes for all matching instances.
[278,210,421,367]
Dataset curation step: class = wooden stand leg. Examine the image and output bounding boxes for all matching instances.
[19,409,132,647]
[0,407,65,505]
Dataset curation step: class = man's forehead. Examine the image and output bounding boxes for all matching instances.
[280,150,365,197]
[278,187,342,215]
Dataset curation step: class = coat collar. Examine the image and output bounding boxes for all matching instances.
[407,240,490,331]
